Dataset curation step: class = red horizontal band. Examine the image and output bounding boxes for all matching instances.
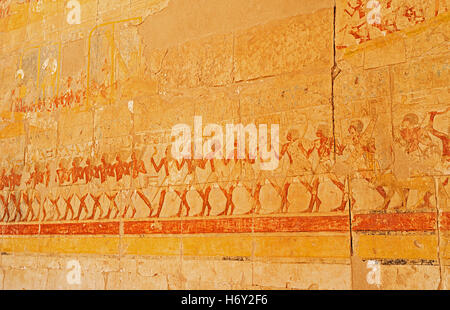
[352,212,436,232]
[0,212,447,235]
[2,224,39,235]
[440,212,450,231]
[40,221,120,235]
[125,220,182,235]
[253,215,349,233]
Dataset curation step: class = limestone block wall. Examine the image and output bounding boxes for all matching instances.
[0,0,448,289]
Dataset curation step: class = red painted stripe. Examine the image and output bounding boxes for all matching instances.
[253,215,349,233]
[352,212,436,231]
[0,212,447,235]
[181,217,253,234]
[124,220,182,234]
[1,224,39,235]
[40,221,119,235]
[441,212,450,231]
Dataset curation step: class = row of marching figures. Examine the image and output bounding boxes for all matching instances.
[0,108,449,222]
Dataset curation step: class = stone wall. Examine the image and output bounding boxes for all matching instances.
[0,0,448,289]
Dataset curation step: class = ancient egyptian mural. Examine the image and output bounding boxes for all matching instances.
[0,0,449,289]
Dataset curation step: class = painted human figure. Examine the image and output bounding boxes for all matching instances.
[9,191,22,222]
[61,77,75,108]
[396,113,434,158]
[70,157,95,220]
[8,165,22,191]
[343,117,380,210]
[0,167,8,190]
[148,146,176,218]
[426,109,450,162]
[41,57,58,103]
[32,161,51,222]
[134,187,154,218]
[164,141,197,218]
[403,5,425,24]
[47,188,61,221]
[268,179,292,214]
[70,157,85,184]
[61,157,80,221]
[0,191,10,222]
[0,0,11,19]
[61,189,74,220]
[345,0,366,18]
[120,189,135,219]
[128,149,154,219]
[74,71,87,106]
[174,186,192,217]
[104,191,119,219]
[34,187,47,222]
[194,184,212,217]
[22,190,35,222]
[56,159,70,185]
[299,125,347,212]
[44,163,51,187]
[372,0,399,35]
[27,163,43,188]
[10,69,27,112]
[130,151,147,179]
[149,187,167,218]
[243,181,263,214]
[88,191,103,220]
[87,154,109,220]
[268,129,305,214]
[83,157,98,184]
[0,166,8,220]
[217,183,236,216]
[74,191,89,220]
[98,154,115,184]
[213,141,241,216]
[113,153,130,183]
[381,108,449,209]
[172,162,192,218]
[150,146,170,179]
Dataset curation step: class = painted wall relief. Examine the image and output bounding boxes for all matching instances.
[0,1,447,263]
[337,0,448,49]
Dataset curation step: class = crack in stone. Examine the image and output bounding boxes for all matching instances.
[434,177,444,289]
[331,3,341,161]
